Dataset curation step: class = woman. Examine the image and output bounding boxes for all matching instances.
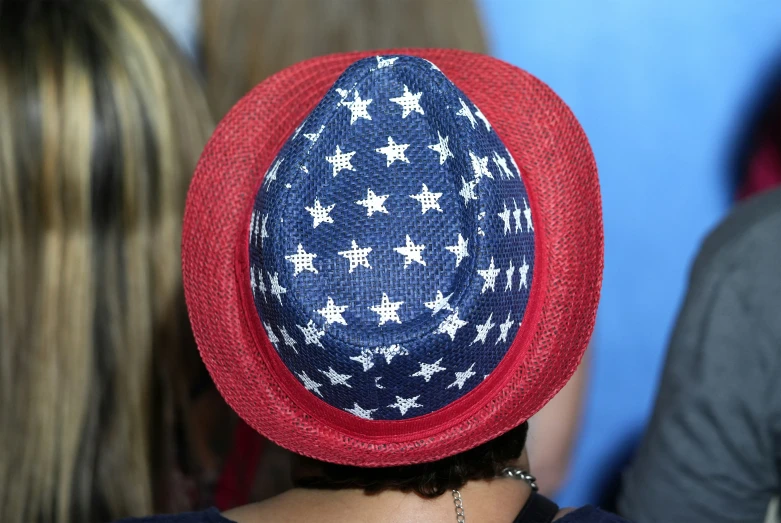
[192,1,587,504]
[119,50,624,522]
[0,2,213,521]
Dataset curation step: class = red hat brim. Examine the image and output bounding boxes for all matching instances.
[183,49,602,466]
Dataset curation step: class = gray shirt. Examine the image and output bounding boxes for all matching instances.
[619,188,781,523]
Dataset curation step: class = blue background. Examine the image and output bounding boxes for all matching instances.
[479,0,781,505]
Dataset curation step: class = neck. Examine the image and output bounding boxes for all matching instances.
[224,477,532,523]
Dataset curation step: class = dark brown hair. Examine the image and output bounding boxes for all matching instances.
[294,422,528,498]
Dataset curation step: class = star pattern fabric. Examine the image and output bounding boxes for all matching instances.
[249,55,535,420]
[305,198,335,228]
[338,240,373,273]
[394,235,426,267]
[390,84,424,118]
[376,136,410,167]
[356,188,389,216]
[285,244,318,276]
[325,145,356,176]
[341,89,373,124]
[428,131,453,165]
[369,293,404,326]
[409,184,443,214]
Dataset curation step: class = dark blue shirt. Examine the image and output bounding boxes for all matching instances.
[117,505,629,523]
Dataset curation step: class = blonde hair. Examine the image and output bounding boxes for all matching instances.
[0,2,212,522]
[201,0,488,118]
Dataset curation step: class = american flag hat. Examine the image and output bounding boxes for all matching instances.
[183,49,602,466]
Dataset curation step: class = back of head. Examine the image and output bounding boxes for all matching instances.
[0,2,212,521]
[200,0,488,118]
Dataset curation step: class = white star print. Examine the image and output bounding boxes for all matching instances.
[445,233,469,267]
[263,321,279,346]
[279,326,298,353]
[472,313,495,344]
[477,257,500,293]
[300,165,309,174]
[317,296,348,325]
[356,188,389,216]
[375,344,409,364]
[350,349,375,372]
[297,320,325,348]
[428,131,453,165]
[304,124,325,143]
[256,268,267,299]
[375,136,410,167]
[292,120,305,140]
[447,363,476,390]
[492,151,515,179]
[250,210,259,244]
[369,292,404,326]
[498,201,512,235]
[376,55,398,68]
[505,259,515,291]
[519,256,529,290]
[437,308,468,340]
[409,184,443,214]
[459,176,478,206]
[336,88,349,99]
[388,395,422,416]
[319,367,352,388]
[251,267,259,297]
[305,198,335,228]
[260,214,269,245]
[390,84,424,118]
[345,403,377,420]
[268,272,287,303]
[469,151,493,181]
[456,98,477,128]
[341,89,373,124]
[424,290,454,314]
[509,150,522,177]
[394,235,426,267]
[263,158,284,190]
[325,145,356,177]
[497,311,514,344]
[285,244,318,276]
[375,376,385,389]
[297,371,323,397]
[338,240,373,273]
[523,198,534,232]
[474,106,491,131]
[411,358,446,382]
[512,199,523,233]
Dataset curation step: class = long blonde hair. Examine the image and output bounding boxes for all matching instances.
[0,2,212,522]
[200,0,488,118]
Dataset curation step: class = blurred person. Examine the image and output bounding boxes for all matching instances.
[734,62,781,200]
[0,2,214,522]
[194,1,586,504]
[618,186,781,522]
[618,62,781,523]
[116,50,625,523]
[199,0,489,119]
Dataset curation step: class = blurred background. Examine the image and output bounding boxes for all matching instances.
[4,0,781,520]
[477,0,781,506]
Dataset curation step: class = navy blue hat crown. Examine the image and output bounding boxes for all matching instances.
[248,55,535,420]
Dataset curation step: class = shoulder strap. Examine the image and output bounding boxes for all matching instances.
[513,493,560,523]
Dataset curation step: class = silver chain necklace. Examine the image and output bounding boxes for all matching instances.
[451,467,538,523]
